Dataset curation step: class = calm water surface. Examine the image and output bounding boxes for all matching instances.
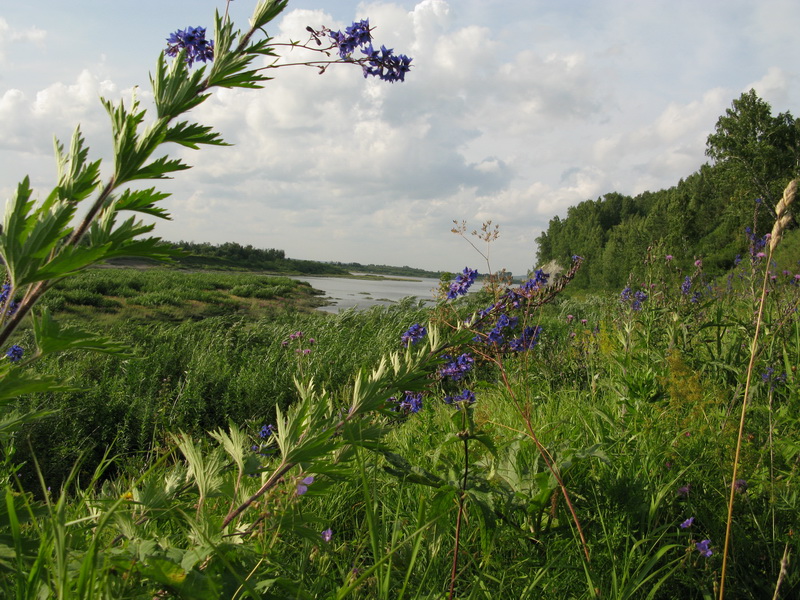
[295,276,442,313]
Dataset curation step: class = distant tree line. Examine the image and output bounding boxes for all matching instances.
[171,240,348,275]
[330,262,443,278]
[536,90,800,289]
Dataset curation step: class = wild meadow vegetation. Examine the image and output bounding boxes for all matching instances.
[1,0,799,598]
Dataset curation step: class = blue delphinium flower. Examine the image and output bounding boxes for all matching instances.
[438,353,474,381]
[329,19,372,59]
[447,268,478,299]
[361,44,413,83]
[165,26,215,67]
[680,276,692,295]
[520,269,549,293]
[259,424,276,439]
[631,290,648,311]
[401,323,427,346]
[509,326,541,352]
[620,287,632,302]
[5,345,23,363]
[695,539,712,557]
[395,391,423,414]
[444,389,476,407]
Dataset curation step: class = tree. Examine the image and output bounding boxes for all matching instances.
[706,89,800,209]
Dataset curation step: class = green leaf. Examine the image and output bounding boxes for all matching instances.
[53,127,102,203]
[32,309,132,357]
[112,188,172,219]
[26,244,110,283]
[164,121,228,150]
[0,365,78,405]
[250,0,290,31]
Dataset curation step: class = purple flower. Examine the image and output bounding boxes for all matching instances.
[393,391,423,414]
[444,389,476,407]
[681,276,692,295]
[401,323,427,346]
[165,26,214,67]
[259,424,276,439]
[677,484,691,497]
[296,475,315,496]
[694,259,703,268]
[695,539,712,557]
[520,269,549,292]
[620,287,632,302]
[321,528,333,543]
[509,326,541,352]
[329,19,372,59]
[361,44,413,83]
[734,479,748,494]
[447,267,478,299]
[438,353,474,381]
[680,517,695,529]
[665,255,673,261]
[5,345,23,363]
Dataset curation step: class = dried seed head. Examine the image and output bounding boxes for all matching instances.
[770,179,797,252]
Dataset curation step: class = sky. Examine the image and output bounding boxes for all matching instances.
[1,1,799,276]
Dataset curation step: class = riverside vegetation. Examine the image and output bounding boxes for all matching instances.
[1,1,799,598]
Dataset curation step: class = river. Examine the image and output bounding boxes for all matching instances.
[294,275,442,314]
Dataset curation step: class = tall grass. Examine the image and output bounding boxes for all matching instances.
[2,250,799,598]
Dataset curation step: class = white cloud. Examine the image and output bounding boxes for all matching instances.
[0,18,46,60]
[2,0,800,275]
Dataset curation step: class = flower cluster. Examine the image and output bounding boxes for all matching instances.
[444,389,476,407]
[762,366,787,390]
[361,44,413,83]
[447,267,478,299]
[390,391,423,414]
[282,330,315,355]
[0,283,18,318]
[401,323,427,346]
[438,353,474,381]
[509,326,541,351]
[619,286,648,311]
[5,344,23,363]
[165,26,214,67]
[326,20,412,82]
[328,19,372,59]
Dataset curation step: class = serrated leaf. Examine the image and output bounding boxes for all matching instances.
[0,368,78,404]
[128,155,191,181]
[32,309,132,357]
[53,127,102,203]
[164,121,228,150]
[250,0,289,31]
[26,244,110,283]
[150,51,209,119]
[113,188,172,219]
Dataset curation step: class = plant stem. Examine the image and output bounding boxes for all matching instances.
[718,245,772,599]
[449,434,469,600]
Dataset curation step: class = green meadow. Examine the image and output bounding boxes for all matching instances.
[2,254,798,599]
